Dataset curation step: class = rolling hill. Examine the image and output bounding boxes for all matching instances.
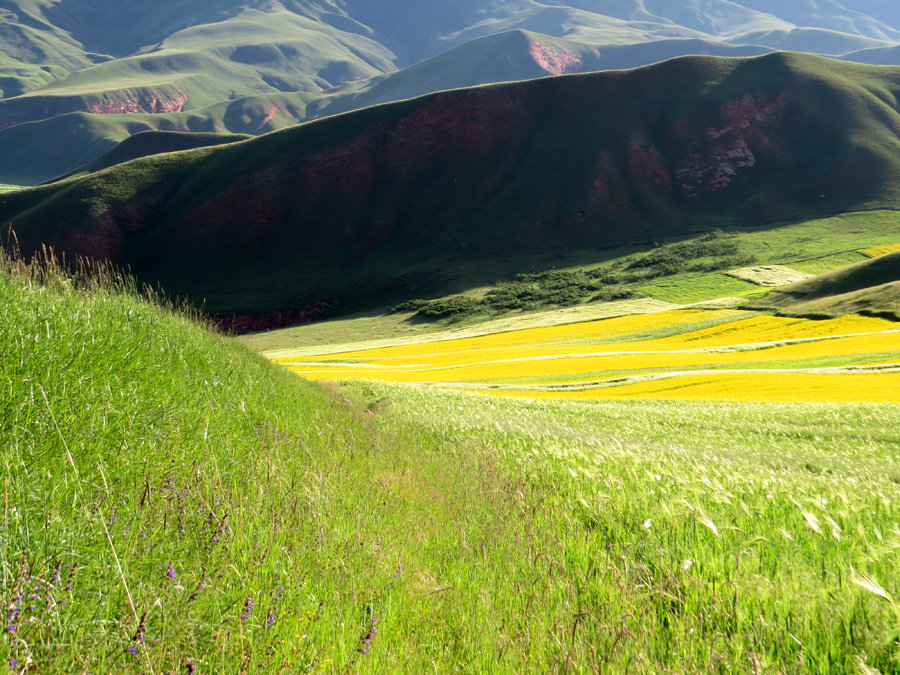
[0,29,778,184]
[750,250,900,319]
[4,53,900,328]
[5,1,900,183]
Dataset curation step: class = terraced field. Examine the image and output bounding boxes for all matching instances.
[276,309,900,403]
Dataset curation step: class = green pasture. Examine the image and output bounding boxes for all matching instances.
[3,248,900,671]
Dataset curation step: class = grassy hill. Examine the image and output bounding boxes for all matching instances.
[3,1,900,183]
[5,53,900,324]
[750,250,900,319]
[52,129,250,181]
[4,236,900,672]
[0,29,778,184]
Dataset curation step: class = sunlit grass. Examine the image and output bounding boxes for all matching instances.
[338,381,900,672]
[5,250,900,671]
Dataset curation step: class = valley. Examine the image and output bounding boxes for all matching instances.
[1,3,899,671]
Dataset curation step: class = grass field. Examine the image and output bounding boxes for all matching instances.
[4,249,900,671]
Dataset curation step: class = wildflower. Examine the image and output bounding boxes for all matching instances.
[241,597,254,622]
[358,617,377,655]
[268,613,276,627]
[8,657,16,669]
[128,646,137,655]
[165,564,176,580]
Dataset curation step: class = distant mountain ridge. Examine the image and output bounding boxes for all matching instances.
[5,1,900,183]
[4,53,900,327]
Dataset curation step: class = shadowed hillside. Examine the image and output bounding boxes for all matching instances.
[4,1,900,183]
[750,250,900,319]
[0,29,776,184]
[5,53,900,327]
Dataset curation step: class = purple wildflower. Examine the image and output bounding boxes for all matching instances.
[240,597,254,622]
[8,657,16,669]
[267,613,276,627]
[128,646,137,655]
[357,617,377,655]
[131,623,147,646]
[165,564,176,580]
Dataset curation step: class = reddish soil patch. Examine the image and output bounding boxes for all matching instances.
[92,90,187,115]
[528,41,583,76]
[675,92,789,196]
[255,106,279,132]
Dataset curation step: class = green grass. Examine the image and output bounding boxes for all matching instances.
[0,252,602,671]
[337,381,900,672]
[4,249,900,671]
[751,250,900,319]
[638,273,760,303]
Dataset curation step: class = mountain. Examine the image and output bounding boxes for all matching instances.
[4,1,900,184]
[750,251,900,319]
[0,29,776,184]
[4,53,900,328]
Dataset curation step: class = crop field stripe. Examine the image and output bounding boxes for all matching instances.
[284,328,900,369]
[485,371,900,403]
[263,298,684,359]
[285,332,899,381]
[279,310,899,403]
[280,313,896,365]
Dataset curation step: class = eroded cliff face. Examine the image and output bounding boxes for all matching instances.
[91,90,187,115]
[528,40,583,76]
[0,88,188,129]
[673,92,791,196]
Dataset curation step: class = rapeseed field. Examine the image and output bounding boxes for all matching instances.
[281,310,899,403]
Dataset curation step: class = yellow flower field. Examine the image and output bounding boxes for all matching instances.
[859,243,900,258]
[279,309,900,403]
[489,372,900,404]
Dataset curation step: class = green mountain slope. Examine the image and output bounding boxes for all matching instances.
[4,53,900,326]
[4,2,900,183]
[750,250,900,318]
[0,29,775,184]
[1,251,571,671]
[52,129,250,181]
